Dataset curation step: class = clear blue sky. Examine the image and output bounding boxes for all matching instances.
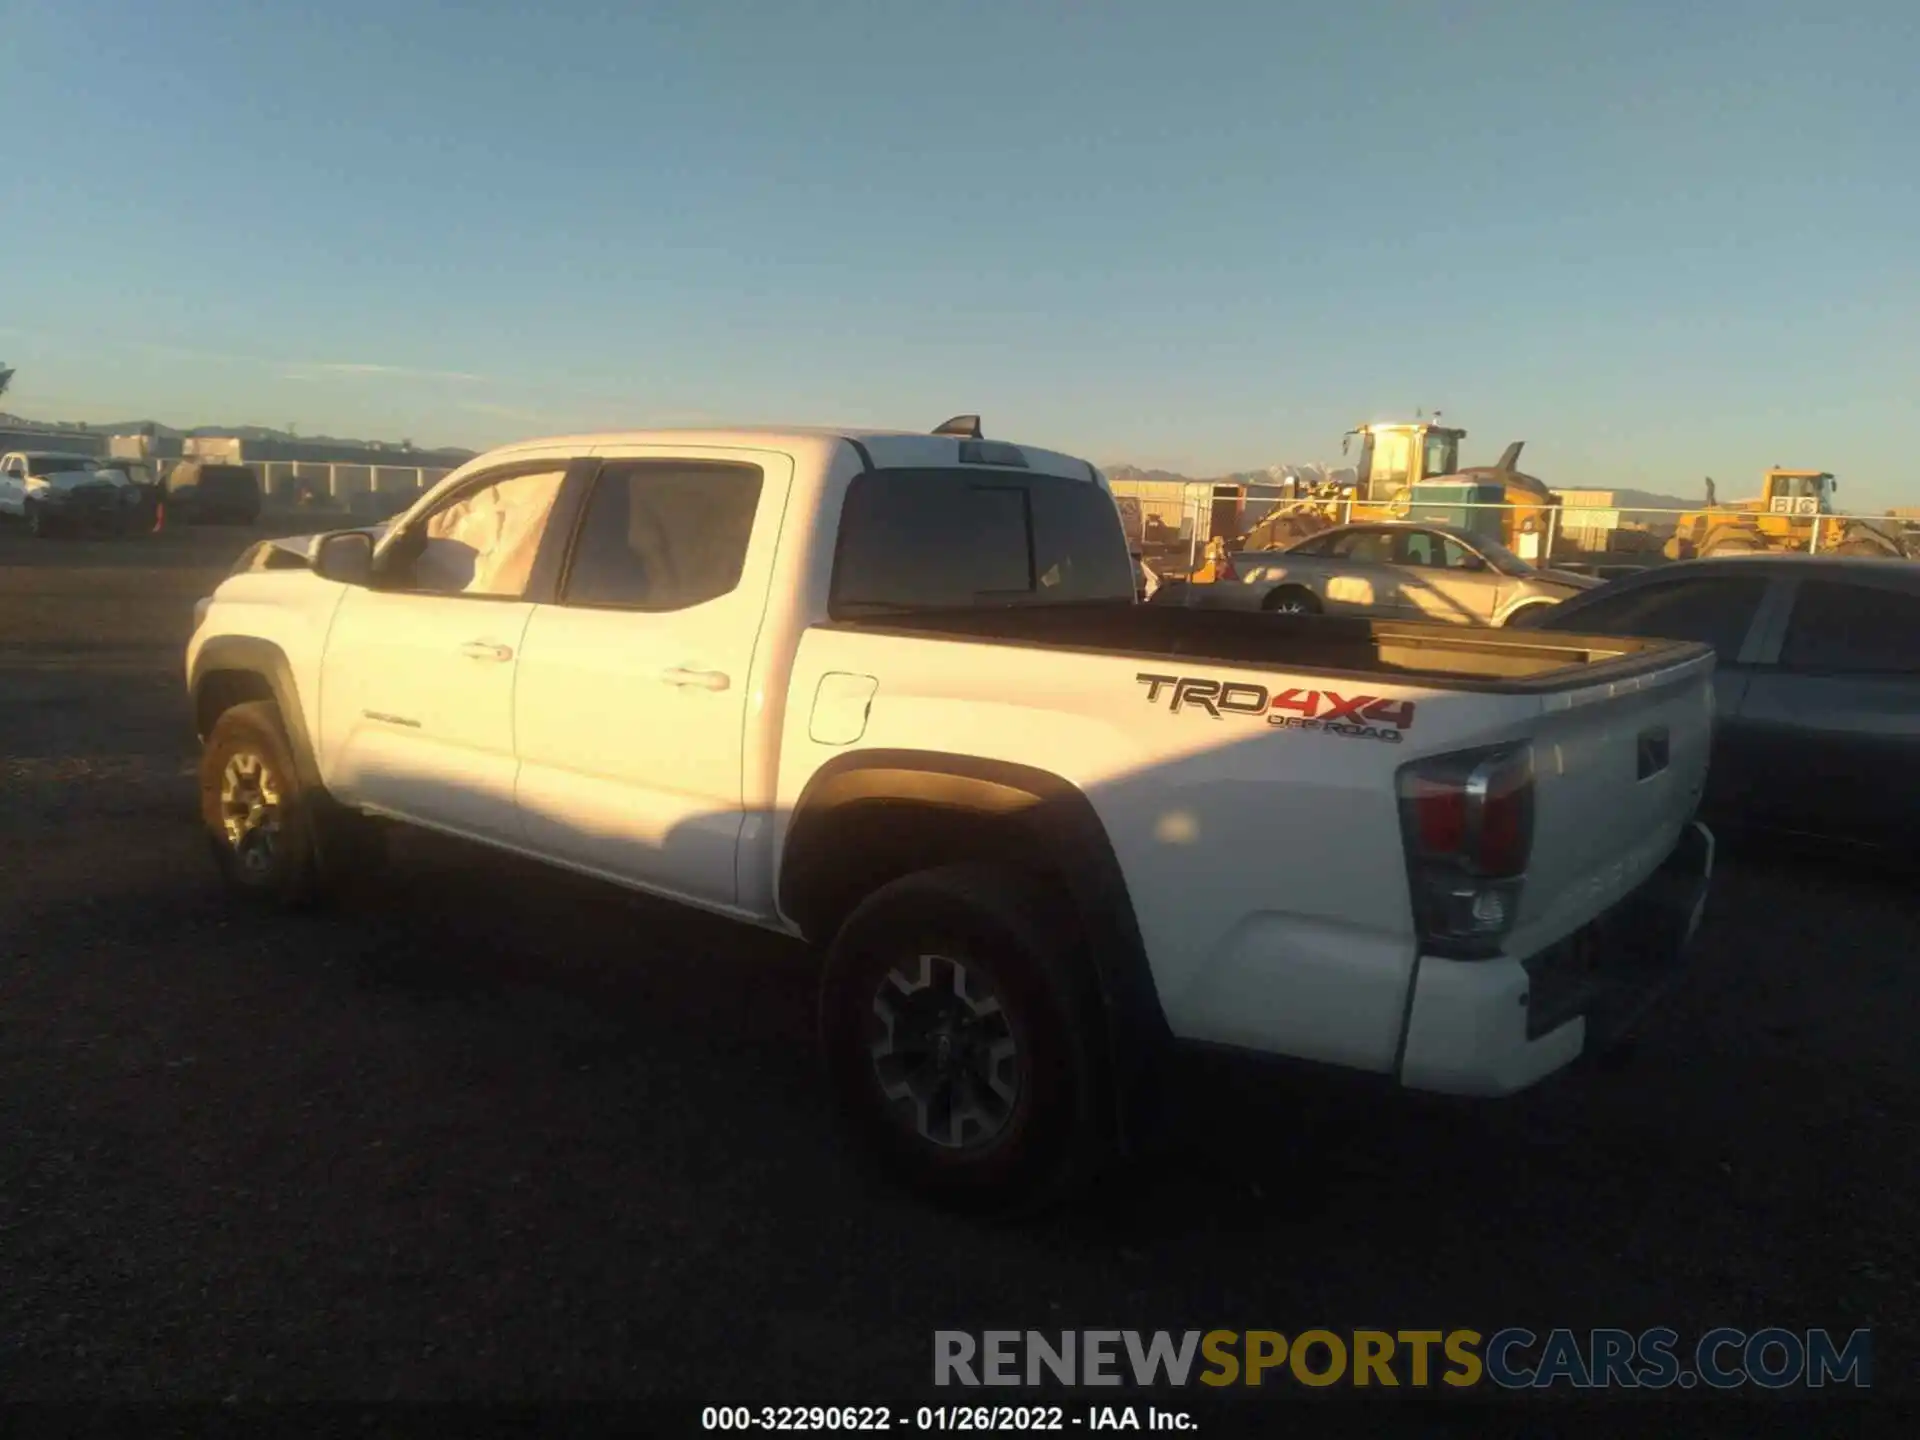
[4,0,1916,504]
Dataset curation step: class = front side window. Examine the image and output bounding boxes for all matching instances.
[1397,530,1475,568]
[561,459,764,611]
[1329,529,1395,563]
[1546,576,1769,661]
[400,466,566,599]
[831,469,1133,614]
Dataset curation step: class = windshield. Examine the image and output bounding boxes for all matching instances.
[1422,431,1459,480]
[27,456,98,477]
[1470,534,1537,577]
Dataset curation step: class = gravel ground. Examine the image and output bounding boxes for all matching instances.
[0,525,1913,1423]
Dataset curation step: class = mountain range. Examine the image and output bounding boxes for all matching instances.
[0,411,475,460]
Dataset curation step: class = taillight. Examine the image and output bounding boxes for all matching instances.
[1396,742,1535,957]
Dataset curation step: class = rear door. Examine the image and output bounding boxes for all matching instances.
[511,448,791,907]
[1733,575,1920,845]
[1539,571,1776,818]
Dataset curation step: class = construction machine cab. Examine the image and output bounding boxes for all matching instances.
[1763,469,1837,518]
[1344,421,1466,502]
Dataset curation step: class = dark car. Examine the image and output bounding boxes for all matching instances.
[163,461,262,525]
[92,458,165,531]
[1515,556,1920,852]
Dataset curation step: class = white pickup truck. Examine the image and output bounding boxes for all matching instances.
[1,449,145,536]
[186,418,1716,1209]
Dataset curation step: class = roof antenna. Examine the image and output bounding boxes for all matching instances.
[933,414,982,439]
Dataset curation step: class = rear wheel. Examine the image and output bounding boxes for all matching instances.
[1501,601,1558,628]
[818,864,1110,1215]
[1262,585,1321,615]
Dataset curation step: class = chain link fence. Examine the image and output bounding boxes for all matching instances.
[1114,480,1918,580]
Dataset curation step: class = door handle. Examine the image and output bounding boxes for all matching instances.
[459,640,514,663]
[660,666,731,692]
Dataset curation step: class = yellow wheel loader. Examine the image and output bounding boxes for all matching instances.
[1234,420,1559,555]
[1663,470,1910,560]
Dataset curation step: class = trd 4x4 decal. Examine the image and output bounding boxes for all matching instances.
[1135,673,1416,744]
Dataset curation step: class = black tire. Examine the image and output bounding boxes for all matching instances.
[25,501,57,539]
[199,700,384,908]
[1501,602,1556,629]
[819,863,1111,1215]
[1262,585,1321,615]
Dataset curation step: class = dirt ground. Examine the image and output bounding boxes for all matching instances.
[1,524,1912,1421]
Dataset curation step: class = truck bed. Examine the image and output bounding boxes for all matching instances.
[822,603,1707,690]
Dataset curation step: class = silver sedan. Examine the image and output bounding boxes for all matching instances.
[1161,521,1601,626]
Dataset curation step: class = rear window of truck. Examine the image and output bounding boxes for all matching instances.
[830,468,1135,615]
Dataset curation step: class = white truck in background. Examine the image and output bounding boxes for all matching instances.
[186,416,1716,1210]
[1,449,145,537]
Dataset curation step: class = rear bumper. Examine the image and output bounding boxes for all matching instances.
[1396,821,1715,1097]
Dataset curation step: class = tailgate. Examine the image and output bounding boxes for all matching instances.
[1505,644,1716,957]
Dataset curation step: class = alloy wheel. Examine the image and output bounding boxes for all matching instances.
[869,953,1022,1150]
[219,750,284,881]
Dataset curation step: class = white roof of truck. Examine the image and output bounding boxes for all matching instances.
[472,426,1103,482]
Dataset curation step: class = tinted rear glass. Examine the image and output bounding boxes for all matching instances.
[1780,579,1920,674]
[197,466,259,494]
[831,468,1134,615]
[1543,575,1768,661]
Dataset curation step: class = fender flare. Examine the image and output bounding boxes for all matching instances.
[781,749,1174,1147]
[188,635,325,791]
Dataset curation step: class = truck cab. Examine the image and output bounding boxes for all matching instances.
[1763,469,1837,517]
[1346,421,1465,503]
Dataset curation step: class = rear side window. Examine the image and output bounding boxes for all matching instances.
[1547,576,1768,661]
[562,459,764,611]
[1779,580,1920,675]
[831,469,1133,614]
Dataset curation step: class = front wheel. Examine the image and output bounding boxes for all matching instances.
[199,700,383,907]
[25,501,56,538]
[818,864,1110,1215]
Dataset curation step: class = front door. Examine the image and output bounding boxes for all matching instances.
[1394,529,1503,623]
[512,449,790,907]
[1320,528,1415,617]
[316,460,571,843]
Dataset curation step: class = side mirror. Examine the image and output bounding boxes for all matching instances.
[313,530,375,586]
[1459,554,1489,572]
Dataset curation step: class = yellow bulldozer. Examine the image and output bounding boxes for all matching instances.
[1663,469,1910,560]
[1235,419,1559,554]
